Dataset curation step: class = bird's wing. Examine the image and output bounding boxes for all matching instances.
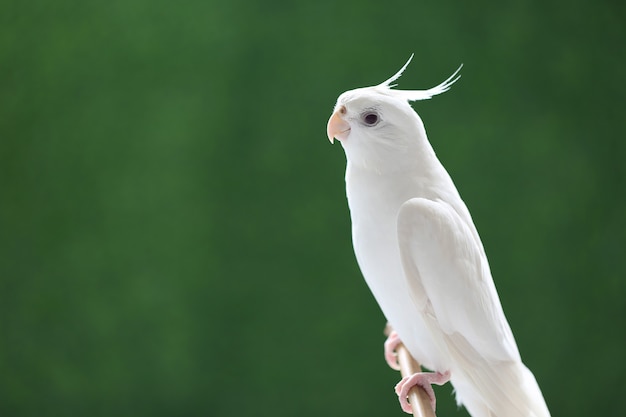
[396,197,520,364]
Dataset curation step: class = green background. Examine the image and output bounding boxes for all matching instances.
[1,1,624,416]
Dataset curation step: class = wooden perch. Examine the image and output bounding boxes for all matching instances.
[396,343,436,417]
[385,325,436,417]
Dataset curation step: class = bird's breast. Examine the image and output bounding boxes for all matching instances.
[345,165,447,369]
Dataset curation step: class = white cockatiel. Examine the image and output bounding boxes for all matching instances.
[326,56,550,417]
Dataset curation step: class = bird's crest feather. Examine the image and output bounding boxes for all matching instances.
[377,54,463,102]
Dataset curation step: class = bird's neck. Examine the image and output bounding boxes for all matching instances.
[345,142,449,192]
[344,143,463,224]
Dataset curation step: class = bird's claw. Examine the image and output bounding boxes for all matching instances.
[394,370,451,414]
[383,330,402,370]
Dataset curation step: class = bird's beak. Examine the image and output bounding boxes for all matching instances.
[326,110,351,144]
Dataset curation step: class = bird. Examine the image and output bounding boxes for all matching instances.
[325,55,551,417]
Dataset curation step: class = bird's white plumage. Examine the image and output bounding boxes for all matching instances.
[377,54,463,101]
[327,58,550,417]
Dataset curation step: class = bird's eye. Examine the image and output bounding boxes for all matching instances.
[362,112,379,126]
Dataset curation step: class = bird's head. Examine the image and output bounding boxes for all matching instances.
[327,55,461,171]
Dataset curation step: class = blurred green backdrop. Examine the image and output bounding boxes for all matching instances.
[1,0,624,416]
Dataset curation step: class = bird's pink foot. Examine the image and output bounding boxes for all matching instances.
[383,330,402,370]
[394,370,451,414]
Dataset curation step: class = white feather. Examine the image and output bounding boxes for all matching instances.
[377,54,463,101]
[378,54,416,87]
[397,199,549,417]
[329,60,550,417]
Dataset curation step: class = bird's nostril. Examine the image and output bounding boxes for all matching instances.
[339,105,347,115]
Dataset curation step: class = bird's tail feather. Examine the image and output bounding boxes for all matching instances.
[455,362,549,417]
[449,336,550,417]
